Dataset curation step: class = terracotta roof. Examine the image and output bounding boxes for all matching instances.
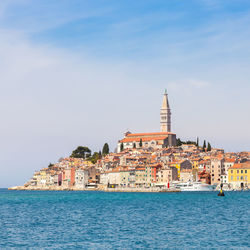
[136,167,146,171]
[224,158,236,163]
[120,136,168,143]
[127,132,174,137]
[228,162,250,169]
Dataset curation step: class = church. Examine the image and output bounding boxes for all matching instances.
[117,90,177,152]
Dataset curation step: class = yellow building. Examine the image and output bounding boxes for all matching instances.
[191,158,202,171]
[170,160,192,178]
[228,162,250,189]
[36,169,50,187]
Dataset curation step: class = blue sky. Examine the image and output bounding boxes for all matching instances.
[0,0,250,187]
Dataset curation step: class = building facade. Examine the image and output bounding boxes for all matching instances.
[75,169,89,189]
[228,162,250,189]
[210,158,225,185]
[117,91,176,153]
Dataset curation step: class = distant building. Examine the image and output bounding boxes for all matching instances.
[160,89,171,132]
[135,167,146,187]
[156,165,172,185]
[210,158,225,185]
[170,159,192,178]
[62,168,75,188]
[120,168,135,187]
[117,90,176,152]
[118,132,176,152]
[228,161,250,189]
[180,169,193,182]
[223,158,236,183]
[75,169,88,189]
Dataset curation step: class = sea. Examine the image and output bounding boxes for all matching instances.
[0,189,249,249]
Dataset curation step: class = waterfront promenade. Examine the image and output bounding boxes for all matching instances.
[8,186,180,193]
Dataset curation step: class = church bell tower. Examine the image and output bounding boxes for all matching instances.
[160,90,171,132]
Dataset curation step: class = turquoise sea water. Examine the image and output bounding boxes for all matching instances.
[0,189,249,249]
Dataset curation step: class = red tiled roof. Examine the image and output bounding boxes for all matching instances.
[224,158,236,163]
[120,136,168,143]
[228,162,250,169]
[127,132,174,137]
[136,167,146,171]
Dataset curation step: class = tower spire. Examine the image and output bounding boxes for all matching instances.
[160,90,171,132]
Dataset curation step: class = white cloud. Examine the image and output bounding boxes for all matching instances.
[0,28,165,187]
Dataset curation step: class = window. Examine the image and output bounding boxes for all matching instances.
[245,176,247,181]
[241,170,243,174]
[240,176,243,180]
[231,176,233,181]
[231,170,233,174]
[237,170,239,174]
[245,170,247,173]
[237,176,239,180]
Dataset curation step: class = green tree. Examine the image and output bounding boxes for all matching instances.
[99,150,102,158]
[207,142,211,151]
[70,146,91,159]
[202,140,206,152]
[90,152,100,164]
[196,137,199,147]
[102,143,110,155]
[176,138,182,146]
[48,163,54,168]
[139,139,143,147]
[133,143,136,148]
[120,142,124,152]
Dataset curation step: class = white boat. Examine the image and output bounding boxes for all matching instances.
[175,181,216,191]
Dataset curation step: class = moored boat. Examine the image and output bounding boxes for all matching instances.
[174,181,216,191]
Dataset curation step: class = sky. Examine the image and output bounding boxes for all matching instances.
[0,0,250,187]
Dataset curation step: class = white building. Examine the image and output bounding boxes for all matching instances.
[100,168,121,187]
[75,169,88,189]
[223,158,236,183]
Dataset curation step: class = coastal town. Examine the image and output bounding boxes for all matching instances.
[11,91,250,192]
